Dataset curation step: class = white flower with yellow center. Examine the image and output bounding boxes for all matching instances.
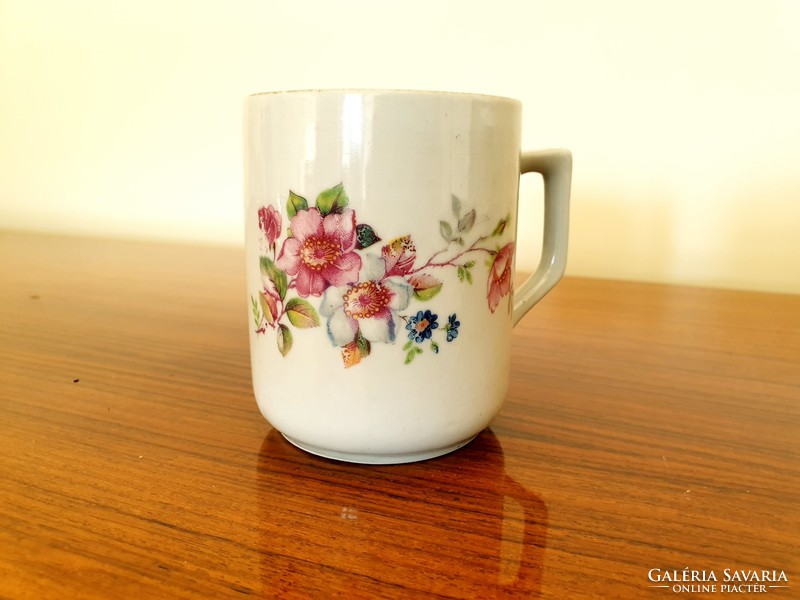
[319,254,413,346]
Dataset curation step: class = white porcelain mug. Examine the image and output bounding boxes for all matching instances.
[244,90,571,464]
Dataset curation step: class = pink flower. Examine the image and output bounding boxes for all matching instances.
[381,235,416,277]
[487,242,515,313]
[258,205,281,248]
[259,279,281,327]
[276,208,362,297]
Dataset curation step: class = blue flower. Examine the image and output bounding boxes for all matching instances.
[445,313,460,342]
[406,310,439,343]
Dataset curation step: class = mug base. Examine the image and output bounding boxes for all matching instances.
[281,433,478,465]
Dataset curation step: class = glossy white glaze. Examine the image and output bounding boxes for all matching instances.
[244,90,570,463]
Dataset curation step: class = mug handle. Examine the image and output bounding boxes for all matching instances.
[512,149,572,326]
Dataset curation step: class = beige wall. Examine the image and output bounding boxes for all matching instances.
[2,0,798,293]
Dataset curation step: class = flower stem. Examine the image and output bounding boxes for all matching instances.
[407,235,495,275]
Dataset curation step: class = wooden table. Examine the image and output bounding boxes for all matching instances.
[1,230,798,599]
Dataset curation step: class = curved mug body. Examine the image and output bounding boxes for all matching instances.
[244,89,570,464]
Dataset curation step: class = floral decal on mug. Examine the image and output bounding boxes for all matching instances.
[250,184,514,367]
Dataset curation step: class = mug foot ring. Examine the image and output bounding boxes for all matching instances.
[281,434,477,465]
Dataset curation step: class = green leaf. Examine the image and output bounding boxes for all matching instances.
[439,220,453,241]
[430,341,439,354]
[404,349,417,364]
[464,260,476,269]
[457,266,466,282]
[315,183,348,216]
[409,273,443,301]
[451,194,462,218]
[465,269,473,284]
[414,287,442,301]
[259,291,278,325]
[284,298,321,328]
[355,331,371,357]
[457,208,476,233]
[259,256,288,300]
[355,223,381,249]
[403,340,413,351]
[277,324,293,356]
[492,215,510,237]
[414,346,423,354]
[251,295,262,328]
[454,237,464,246]
[287,191,308,219]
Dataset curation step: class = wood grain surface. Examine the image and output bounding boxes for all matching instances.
[1,230,798,599]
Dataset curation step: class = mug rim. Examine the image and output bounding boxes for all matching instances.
[246,88,520,105]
